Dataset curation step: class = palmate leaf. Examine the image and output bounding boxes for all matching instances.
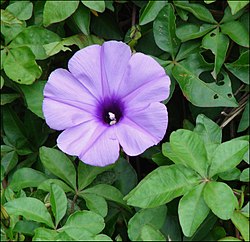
[172,53,238,107]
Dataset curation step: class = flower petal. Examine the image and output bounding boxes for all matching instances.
[43,98,95,130]
[68,45,103,99]
[118,53,170,105]
[116,102,168,156]
[57,121,120,166]
[101,41,131,95]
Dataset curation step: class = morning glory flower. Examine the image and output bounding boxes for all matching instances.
[43,41,170,166]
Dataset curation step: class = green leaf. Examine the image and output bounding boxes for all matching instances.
[176,23,215,42]
[1,93,20,105]
[81,0,105,12]
[38,179,73,193]
[9,26,61,60]
[172,53,238,107]
[221,21,249,47]
[202,28,229,78]
[77,162,112,191]
[81,184,127,207]
[241,202,249,218]
[225,50,249,84]
[3,47,42,85]
[128,206,167,241]
[50,183,67,227]
[240,168,249,182]
[33,228,58,241]
[39,147,76,190]
[9,168,48,191]
[0,9,23,25]
[13,220,40,236]
[174,1,216,23]
[70,3,90,35]
[203,181,237,220]
[79,193,108,217]
[170,129,208,177]
[227,1,249,15]
[20,81,46,118]
[43,0,79,26]
[218,167,241,181]
[4,197,54,228]
[139,1,166,25]
[61,210,104,236]
[0,76,4,89]
[178,183,210,237]
[162,142,183,165]
[1,150,18,175]
[204,0,216,3]
[6,1,33,20]
[153,3,180,57]
[231,210,249,241]
[208,139,248,177]
[124,164,201,208]
[140,224,166,241]
[175,40,200,62]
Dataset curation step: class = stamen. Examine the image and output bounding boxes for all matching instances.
[108,112,117,125]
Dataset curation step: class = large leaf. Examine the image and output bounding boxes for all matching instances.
[139,1,166,25]
[172,53,238,107]
[227,1,249,15]
[20,81,46,118]
[50,183,67,227]
[128,206,167,241]
[208,139,249,177]
[176,23,215,42]
[81,0,105,13]
[3,46,42,85]
[174,1,216,23]
[9,168,48,191]
[124,164,201,208]
[221,21,249,47]
[39,147,76,189]
[9,26,61,60]
[225,50,249,84]
[4,197,54,228]
[203,181,237,220]
[178,183,210,237]
[170,129,208,177]
[202,28,229,78]
[6,1,33,21]
[43,0,79,26]
[231,211,250,241]
[153,4,180,58]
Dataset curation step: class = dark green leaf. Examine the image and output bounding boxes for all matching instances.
[9,168,48,191]
[38,179,73,193]
[238,101,249,132]
[39,147,76,189]
[203,181,237,220]
[124,164,201,208]
[1,150,18,175]
[153,4,180,57]
[175,40,200,61]
[1,93,20,105]
[178,183,210,237]
[43,0,79,26]
[4,197,54,228]
[13,220,40,236]
[3,47,42,85]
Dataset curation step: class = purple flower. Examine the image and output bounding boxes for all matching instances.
[43,41,170,166]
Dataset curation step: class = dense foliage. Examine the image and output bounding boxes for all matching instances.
[1,0,249,241]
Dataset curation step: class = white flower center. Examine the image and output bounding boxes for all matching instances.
[108,112,117,125]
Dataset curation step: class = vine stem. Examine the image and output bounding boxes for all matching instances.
[131,4,136,27]
[70,194,78,214]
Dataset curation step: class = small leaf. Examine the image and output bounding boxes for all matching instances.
[153,3,180,57]
[241,202,249,218]
[231,210,249,241]
[178,183,210,237]
[175,40,200,62]
[1,93,20,105]
[6,1,33,21]
[39,147,76,189]
[81,0,105,13]
[139,1,166,25]
[225,50,249,84]
[4,197,54,228]
[202,28,229,78]
[209,139,248,177]
[221,21,249,47]
[128,206,167,241]
[0,76,4,89]
[9,168,48,191]
[203,181,237,220]
[50,183,67,227]
[227,1,249,15]
[125,164,201,208]
[1,151,18,175]
[3,47,42,85]
[43,0,79,26]
[170,129,208,177]
[240,168,249,182]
